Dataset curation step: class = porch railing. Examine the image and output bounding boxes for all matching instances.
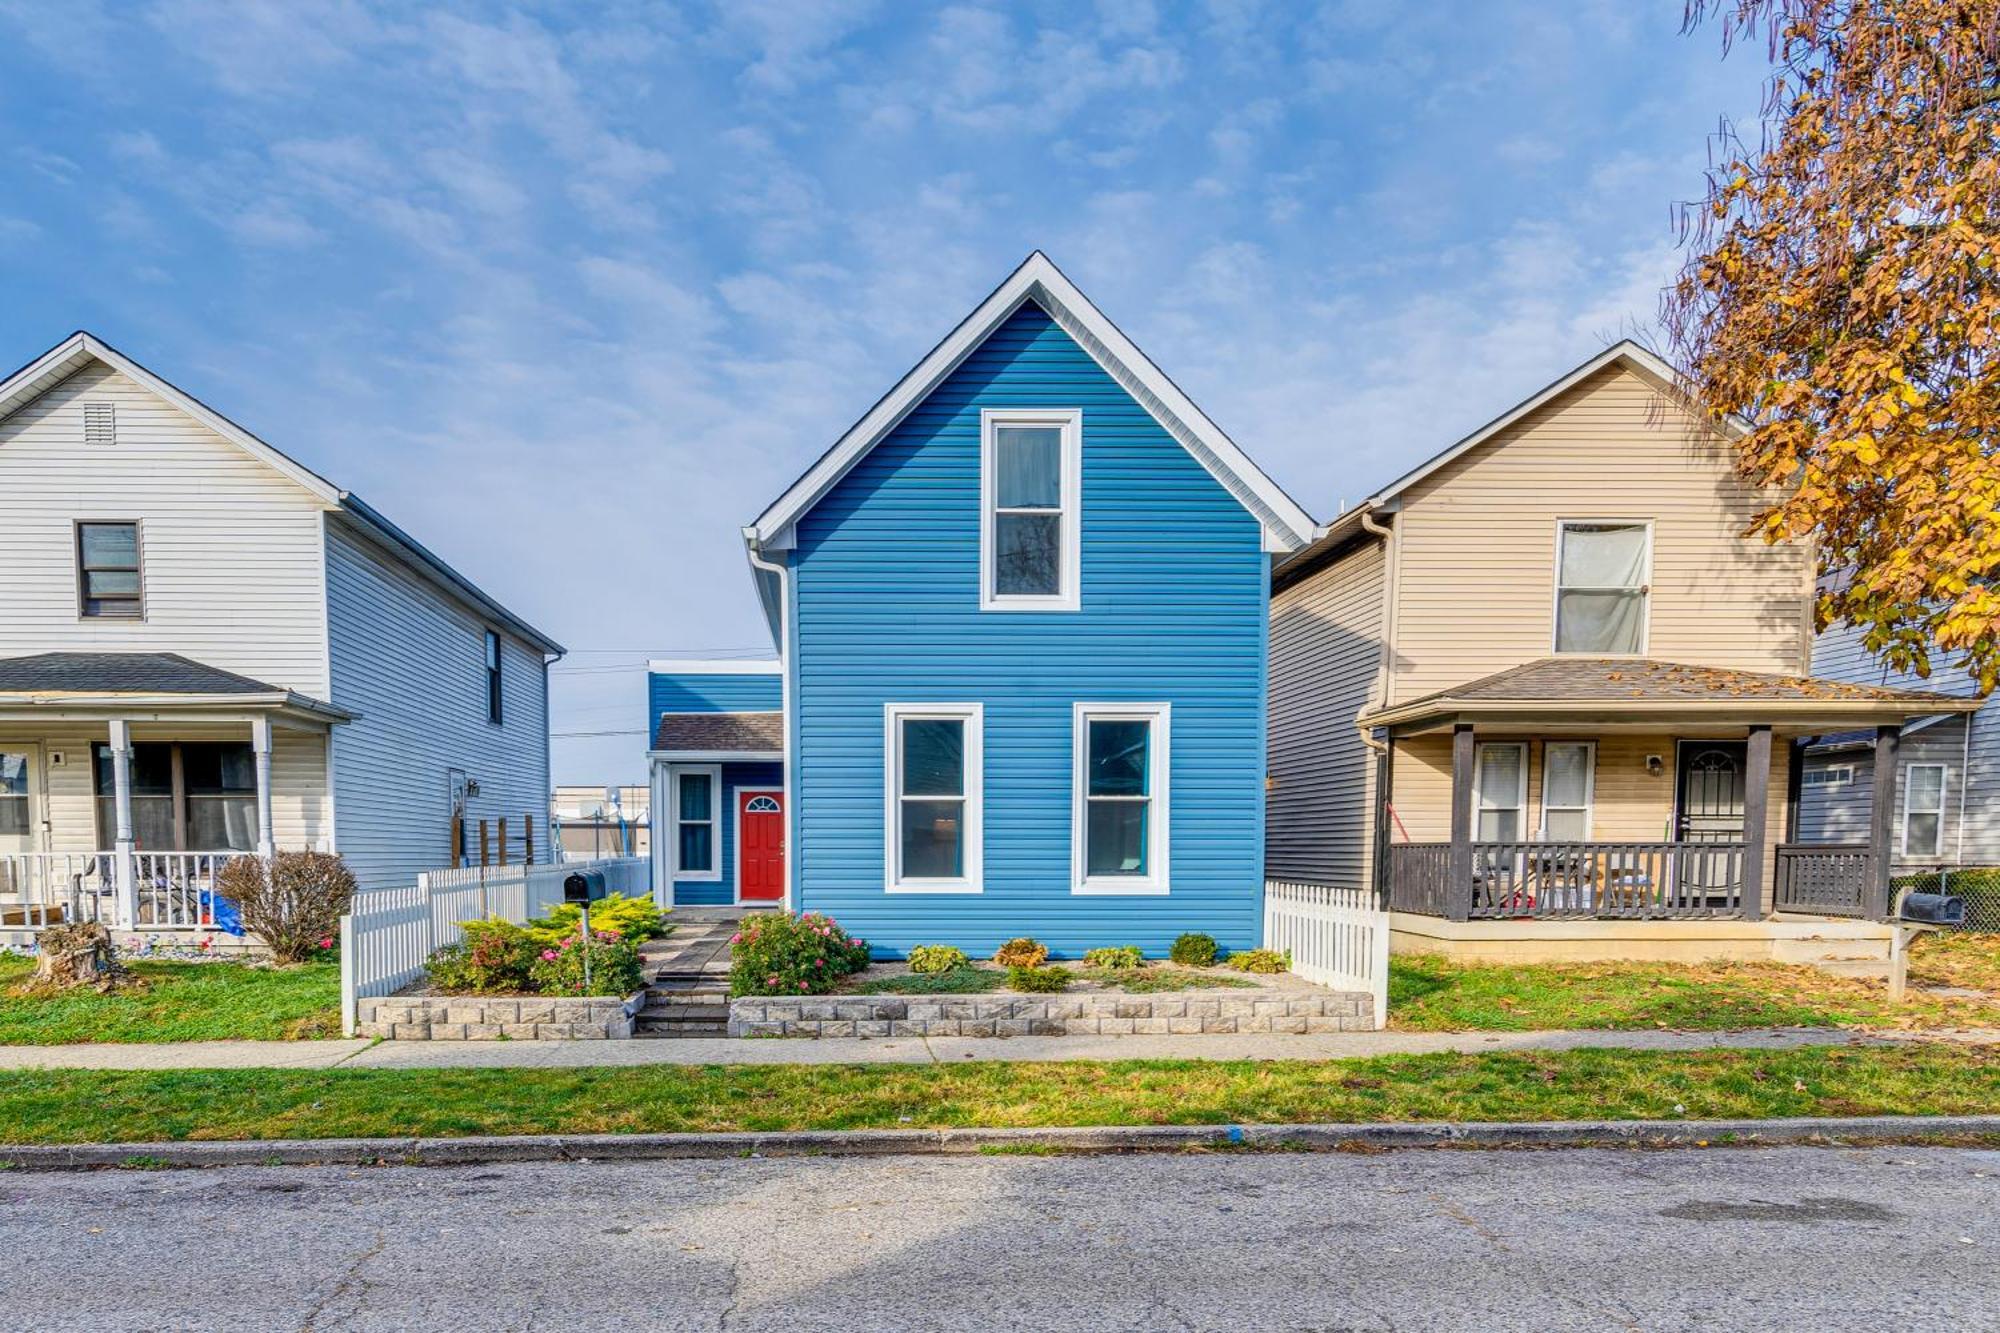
[0,851,247,932]
[1775,843,1872,918]
[1386,840,1749,920]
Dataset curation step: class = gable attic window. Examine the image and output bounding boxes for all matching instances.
[980,408,1081,611]
[77,521,143,619]
[1554,521,1650,654]
[83,402,116,446]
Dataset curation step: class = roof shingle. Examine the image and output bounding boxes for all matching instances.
[0,652,282,696]
[653,711,784,754]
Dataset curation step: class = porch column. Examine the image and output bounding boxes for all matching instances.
[250,716,275,859]
[1448,723,1475,922]
[1867,724,1899,920]
[108,718,137,930]
[1740,725,1772,920]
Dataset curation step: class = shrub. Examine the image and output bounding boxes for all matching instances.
[1008,964,1072,993]
[906,944,970,975]
[730,911,871,997]
[1226,947,1291,974]
[1169,932,1219,967]
[216,851,358,963]
[528,928,645,997]
[532,892,667,943]
[993,937,1049,969]
[426,918,538,994]
[1083,945,1146,971]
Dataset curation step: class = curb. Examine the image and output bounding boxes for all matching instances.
[5,1115,2000,1171]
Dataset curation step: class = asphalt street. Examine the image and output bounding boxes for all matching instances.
[4,1145,1995,1331]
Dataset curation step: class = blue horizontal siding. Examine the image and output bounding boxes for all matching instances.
[648,671,781,723]
[672,760,784,905]
[792,301,1268,958]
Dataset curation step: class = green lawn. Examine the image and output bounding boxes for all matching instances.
[0,956,341,1044]
[0,1045,1992,1145]
[1387,943,2000,1033]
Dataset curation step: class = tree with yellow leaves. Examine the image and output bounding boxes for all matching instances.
[1666,0,2000,687]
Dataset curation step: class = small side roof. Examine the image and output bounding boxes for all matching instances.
[1277,340,1737,577]
[0,332,564,656]
[651,711,784,755]
[744,252,1317,557]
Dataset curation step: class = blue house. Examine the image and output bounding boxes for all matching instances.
[645,660,784,906]
[661,253,1314,957]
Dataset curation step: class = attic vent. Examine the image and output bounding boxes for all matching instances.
[83,402,115,446]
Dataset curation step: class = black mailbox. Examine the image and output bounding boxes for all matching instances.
[1898,892,1965,927]
[562,868,608,904]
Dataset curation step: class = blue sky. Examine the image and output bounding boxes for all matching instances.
[0,1,1767,784]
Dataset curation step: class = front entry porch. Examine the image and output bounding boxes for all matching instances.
[0,652,348,936]
[1367,660,1979,940]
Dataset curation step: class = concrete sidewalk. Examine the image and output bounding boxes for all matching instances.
[2,1025,1996,1071]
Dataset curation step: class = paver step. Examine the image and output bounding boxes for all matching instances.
[641,1004,730,1021]
[634,1021,730,1038]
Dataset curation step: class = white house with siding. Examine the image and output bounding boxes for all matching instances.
[0,331,562,935]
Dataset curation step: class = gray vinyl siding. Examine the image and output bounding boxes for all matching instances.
[1798,717,1976,871]
[325,518,550,890]
[1267,538,1386,887]
[1809,623,1995,866]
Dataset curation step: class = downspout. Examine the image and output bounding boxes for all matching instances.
[744,537,796,914]
[1356,508,1396,761]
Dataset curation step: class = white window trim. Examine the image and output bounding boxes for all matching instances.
[667,764,722,882]
[1803,764,1855,788]
[884,702,984,893]
[1537,740,1597,840]
[1551,518,1653,656]
[1901,761,1947,858]
[979,407,1082,612]
[1071,702,1171,895]
[1472,741,1529,843]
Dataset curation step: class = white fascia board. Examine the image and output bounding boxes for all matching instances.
[746,252,1317,553]
[646,659,783,675]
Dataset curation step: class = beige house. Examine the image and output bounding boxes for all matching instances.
[1268,342,1974,966]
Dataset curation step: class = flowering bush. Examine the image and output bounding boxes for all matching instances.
[906,944,970,975]
[729,911,871,997]
[527,927,644,997]
[425,918,539,994]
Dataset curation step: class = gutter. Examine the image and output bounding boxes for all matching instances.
[743,534,796,914]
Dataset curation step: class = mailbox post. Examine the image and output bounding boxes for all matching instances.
[563,869,609,993]
[1888,887,1966,1001]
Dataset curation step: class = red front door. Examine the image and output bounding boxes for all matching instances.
[737,790,785,902]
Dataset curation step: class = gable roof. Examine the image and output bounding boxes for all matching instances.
[744,252,1317,556]
[1276,340,1739,576]
[0,331,563,655]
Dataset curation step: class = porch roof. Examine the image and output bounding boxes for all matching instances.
[1364,658,1978,734]
[651,710,783,759]
[0,652,351,724]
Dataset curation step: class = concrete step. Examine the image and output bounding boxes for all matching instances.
[641,1004,730,1021]
[634,1020,730,1038]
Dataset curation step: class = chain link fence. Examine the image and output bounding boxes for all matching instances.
[1892,867,2000,932]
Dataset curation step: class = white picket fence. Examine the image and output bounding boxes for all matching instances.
[1263,880,1390,1029]
[339,856,648,1036]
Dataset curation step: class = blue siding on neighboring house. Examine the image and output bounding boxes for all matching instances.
[790,301,1269,957]
[648,670,780,719]
[671,760,783,905]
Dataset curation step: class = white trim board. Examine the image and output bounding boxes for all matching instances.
[665,763,723,882]
[746,252,1316,556]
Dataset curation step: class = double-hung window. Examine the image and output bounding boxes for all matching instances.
[980,409,1080,611]
[484,630,504,725]
[77,521,142,619]
[1473,742,1528,842]
[1554,521,1650,653]
[1902,762,1947,858]
[1072,703,1170,894]
[885,703,983,892]
[1539,741,1596,840]
[671,766,719,880]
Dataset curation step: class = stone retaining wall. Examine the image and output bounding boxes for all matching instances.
[356,991,645,1040]
[729,989,1373,1038]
